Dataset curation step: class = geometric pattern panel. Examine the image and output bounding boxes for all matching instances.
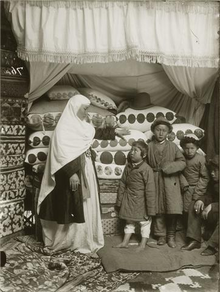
[0,167,26,201]
[0,124,26,137]
[0,200,24,238]
[100,192,117,204]
[0,154,26,168]
[1,78,29,98]
[101,217,124,235]
[1,50,26,69]
[0,137,26,168]
[1,97,27,125]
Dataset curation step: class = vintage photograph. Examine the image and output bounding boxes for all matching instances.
[0,0,219,291]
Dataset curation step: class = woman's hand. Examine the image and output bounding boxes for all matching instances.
[115,128,130,140]
[201,204,212,220]
[194,200,204,214]
[69,173,80,191]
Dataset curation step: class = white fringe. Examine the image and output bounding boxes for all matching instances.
[17,49,219,68]
[3,1,220,15]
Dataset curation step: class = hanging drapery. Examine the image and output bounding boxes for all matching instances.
[26,62,73,104]
[5,1,219,67]
[162,65,218,125]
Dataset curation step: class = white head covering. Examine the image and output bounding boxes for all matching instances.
[37,95,95,213]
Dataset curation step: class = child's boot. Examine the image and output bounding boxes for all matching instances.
[167,215,177,248]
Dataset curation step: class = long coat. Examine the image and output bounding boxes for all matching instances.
[147,140,186,214]
[39,128,116,224]
[116,161,156,222]
[182,153,209,212]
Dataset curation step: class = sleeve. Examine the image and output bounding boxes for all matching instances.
[192,159,210,200]
[143,167,156,216]
[211,202,218,213]
[60,156,81,178]
[196,182,214,205]
[94,127,116,140]
[161,144,186,174]
[116,166,128,207]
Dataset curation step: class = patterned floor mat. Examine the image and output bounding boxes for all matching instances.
[114,265,219,292]
[0,236,138,292]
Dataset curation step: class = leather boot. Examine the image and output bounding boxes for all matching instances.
[167,236,176,248]
[167,215,177,248]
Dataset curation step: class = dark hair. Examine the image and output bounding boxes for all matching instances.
[207,155,219,169]
[180,136,200,149]
[131,140,148,158]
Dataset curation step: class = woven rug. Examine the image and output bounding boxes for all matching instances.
[0,236,138,292]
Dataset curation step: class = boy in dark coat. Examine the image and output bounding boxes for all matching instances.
[147,117,186,248]
[182,155,219,255]
[180,134,209,225]
[115,141,156,252]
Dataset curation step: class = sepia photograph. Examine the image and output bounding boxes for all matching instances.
[0,0,219,291]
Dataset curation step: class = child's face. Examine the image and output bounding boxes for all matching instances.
[210,166,219,182]
[130,146,144,163]
[183,143,198,159]
[153,124,169,142]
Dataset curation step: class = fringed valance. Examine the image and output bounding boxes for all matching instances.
[3,1,220,14]
[5,1,220,67]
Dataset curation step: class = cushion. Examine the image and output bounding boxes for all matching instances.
[78,88,117,113]
[95,162,125,179]
[25,148,48,165]
[87,105,116,128]
[100,193,117,204]
[96,150,129,165]
[168,123,205,144]
[28,131,53,148]
[116,106,177,132]
[29,99,68,114]
[144,123,205,145]
[47,85,80,100]
[92,129,146,152]
[27,112,61,131]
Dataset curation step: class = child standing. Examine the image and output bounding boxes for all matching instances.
[115,141,156,252]
[147,117,186,248]
[180,135,209,222]
[180,134,210,251]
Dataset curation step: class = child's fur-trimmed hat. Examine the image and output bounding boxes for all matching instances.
[150,117,173,133]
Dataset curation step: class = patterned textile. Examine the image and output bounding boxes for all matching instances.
[0,237,138,292]
[1,50,26,69]
[114,266,219,292]
[0,167,25,201]
[0,201,24,238]
[0,124,26,136]
[0,97,27,125]
[1,77,29,98]
[0,137,25,168]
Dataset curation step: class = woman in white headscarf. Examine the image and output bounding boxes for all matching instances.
[38,95,128,254]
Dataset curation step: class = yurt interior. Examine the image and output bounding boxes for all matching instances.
[0,1,219,291]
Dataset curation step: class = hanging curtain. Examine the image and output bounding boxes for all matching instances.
[199,79,219,159]
[5,1,219,67]
[162,65,218,125]
[26,62,73,104]
[57,62,182,107]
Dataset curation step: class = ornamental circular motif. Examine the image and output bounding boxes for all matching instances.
[119,114,127,124]
[146,113,155,122]
[100,151,113,164]
[166,112,174,121]
[137,113,145,123]
[128,114,136,124]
